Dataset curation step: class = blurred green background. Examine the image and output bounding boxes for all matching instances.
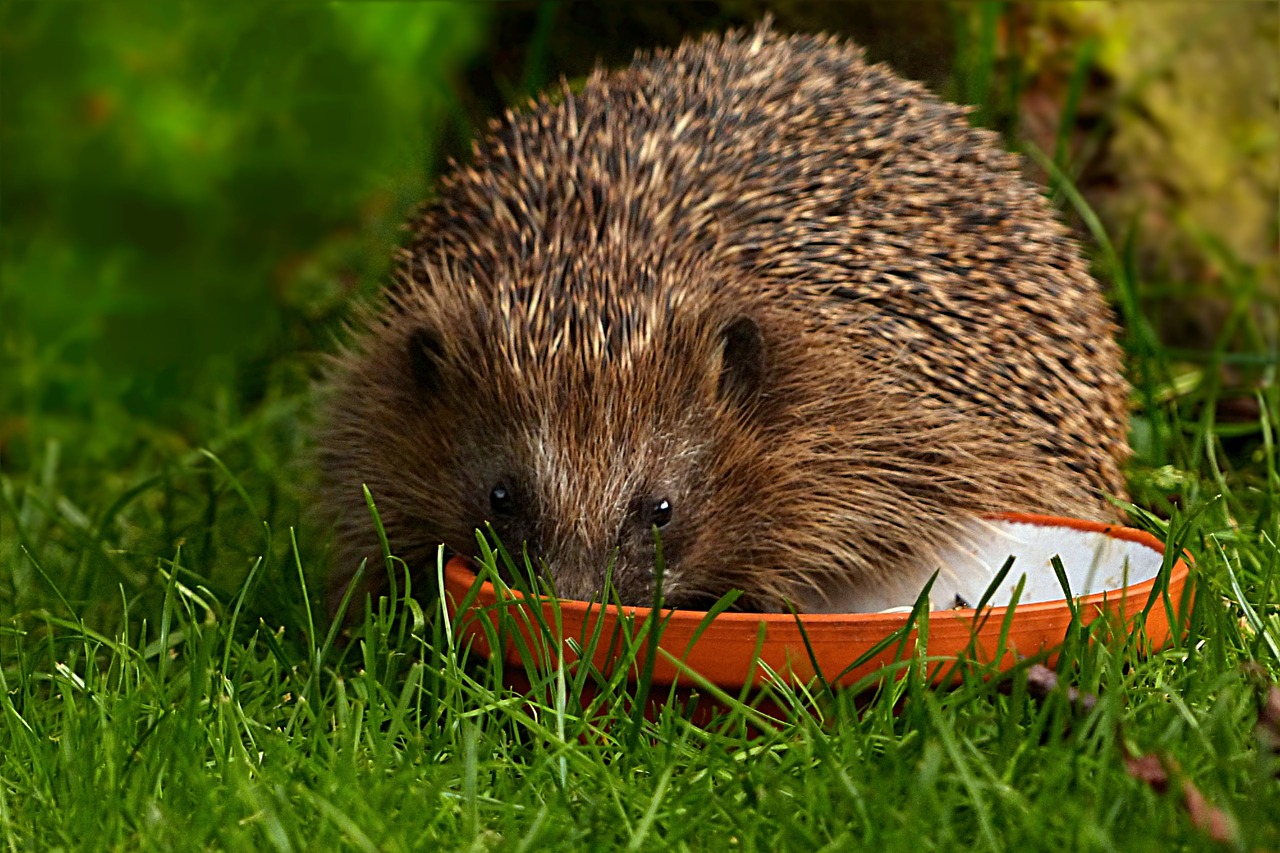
[2,1,1275,628]
[2,1,496,623]
[3,3,486,434]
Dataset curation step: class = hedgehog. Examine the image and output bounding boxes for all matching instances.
[319,22,1129,616]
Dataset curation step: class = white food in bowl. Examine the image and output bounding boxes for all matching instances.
[813,518,1166,614]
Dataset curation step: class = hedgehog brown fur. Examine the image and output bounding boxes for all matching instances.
[320,22,1130,615]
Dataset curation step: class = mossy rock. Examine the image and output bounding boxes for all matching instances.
[1021,2,1278,348]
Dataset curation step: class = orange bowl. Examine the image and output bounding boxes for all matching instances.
[442,513,1192,692]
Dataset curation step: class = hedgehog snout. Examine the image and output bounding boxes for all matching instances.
[535,519,663,606]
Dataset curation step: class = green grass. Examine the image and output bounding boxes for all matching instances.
[2,513,1277,850]
[2,3,1279,851]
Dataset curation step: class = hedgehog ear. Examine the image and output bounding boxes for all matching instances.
[406,325,447,394]
[713,316,766,407]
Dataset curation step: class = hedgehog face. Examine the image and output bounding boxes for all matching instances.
[389,299,772,610]
[516,313,770,609]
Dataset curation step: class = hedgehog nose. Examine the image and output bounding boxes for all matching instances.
[539,540,610,603]
[546,565,607,603]
[544,542,639,604]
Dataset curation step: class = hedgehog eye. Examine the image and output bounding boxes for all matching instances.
[490,483,517,517]
[650,498,672,528]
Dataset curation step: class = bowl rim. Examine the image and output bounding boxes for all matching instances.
[442,512,1191,626]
